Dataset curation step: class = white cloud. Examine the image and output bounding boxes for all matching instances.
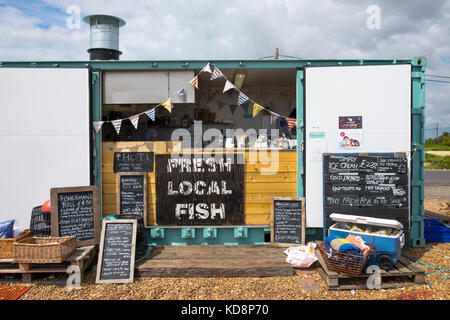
[0,0,449,132]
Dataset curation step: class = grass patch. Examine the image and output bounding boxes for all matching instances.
[425,153,450,170]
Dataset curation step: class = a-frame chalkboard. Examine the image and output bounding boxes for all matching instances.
[270,197,306,247]
[50,185,100,247]
[116,172,147,226]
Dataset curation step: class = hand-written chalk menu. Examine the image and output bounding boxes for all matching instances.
[96,220,136,284]
[322,153,410,243]
[271,197,305,246]
[51,186,100,247]
[113,152,154,173]
[117,173,147,225]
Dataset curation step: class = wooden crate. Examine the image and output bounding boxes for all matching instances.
[315,248,426,290]
[0,230,32,259]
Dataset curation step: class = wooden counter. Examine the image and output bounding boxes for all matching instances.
[102,141,297,226]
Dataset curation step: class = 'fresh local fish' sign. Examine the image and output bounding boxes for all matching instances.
[155,154,245,225]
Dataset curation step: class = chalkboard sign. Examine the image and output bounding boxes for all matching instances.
[271,197,305,246]
[51,186,100,247]
[117,173,147,226]
[323,154,408,174]
[113,152,154,173]
[96,219,137,284]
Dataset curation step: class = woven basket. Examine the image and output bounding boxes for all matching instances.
[13,236,76,264]
[0,230,32,259]
[318,242,374,276]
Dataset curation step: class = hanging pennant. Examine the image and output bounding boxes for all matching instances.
[129,115,139,129]
[287,118,297,130]
[145,108,155,121]
[237,91,249,105]
[190,76,199,89]
[161,98,172,113]
[223,80,235,93]
[270,113,279,124]
[210,67,224,81]
[230,104,237,114]
[176,88,186,102]
[202,63,212,74]
[111,119,122,135]
[217,100,226,111]
[93,121,104,133]
[252,103,264,118]
[241,102,250,113]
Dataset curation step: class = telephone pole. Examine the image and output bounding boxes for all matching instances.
[436,123,439,138]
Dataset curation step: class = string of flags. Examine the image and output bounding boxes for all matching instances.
[93,63,297,135]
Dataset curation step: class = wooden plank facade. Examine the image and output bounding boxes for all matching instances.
[101,142,297,226]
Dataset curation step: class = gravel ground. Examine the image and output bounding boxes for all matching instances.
[10,199,450,301]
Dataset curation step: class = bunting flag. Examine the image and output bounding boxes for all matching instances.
[252,103,264,118]
[230,104,237,114]
[287,118,297,130]
[129,115,139,129]
[270,113,279,124]
[223,80,235,93]
[237,91,249,105]
[202,63,212,73]
[210,67,224,81]
[111,119,122,135]
[93,121,104,133]
[190,76,199,89]
[161,98,172,113]
[241,102,250,113]
[176,88,186,101]
[217,100,226,111]
[145,108,155,121]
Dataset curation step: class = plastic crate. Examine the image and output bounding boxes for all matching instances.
[29,206,51,237]
[424,219,450,243]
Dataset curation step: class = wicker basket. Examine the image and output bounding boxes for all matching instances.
[318,242,374,276]
[0,230,32,259]
[13,236,76,264]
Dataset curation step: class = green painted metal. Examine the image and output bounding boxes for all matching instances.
[410,57,426,247]
[91,69,103,206]
[296,69,304,198]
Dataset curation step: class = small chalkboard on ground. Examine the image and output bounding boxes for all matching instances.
[271,197,305,247]
[96,219,137,284]
[117,173,147,225]
[50,186,100,247]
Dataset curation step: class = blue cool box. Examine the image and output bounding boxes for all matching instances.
[328,214,405,269]
[424,219,450,243]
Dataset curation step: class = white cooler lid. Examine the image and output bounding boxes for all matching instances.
[330,213,404,230]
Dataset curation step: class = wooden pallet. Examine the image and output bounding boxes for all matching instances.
[0,246,96,283]
[136,245,293,277]
[315,248,426,290]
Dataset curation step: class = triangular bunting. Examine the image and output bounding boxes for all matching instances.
[202,63,212,74]
[190,76,199,89]
[237,91,249,105]
[223,80,235,93]
[93,121,104,133]
[217,100,226,111]
[210,67,224,81]
[287,118,297,129]
[145,108,155,121]
[176,88,186,101]
[161,98,172,113]
[270,113,279,124]
[252,103,264,118]
[129,115,139,129]
[241,102,250,113]
[111,119,122,135]
[230,105,237,114]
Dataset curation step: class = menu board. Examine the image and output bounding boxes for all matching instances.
[117,173,147,225]
[51,186,100,247]
[271,197,305,246]
[113,152,154,173]
[323,153,410,244]
[96,220,137,284]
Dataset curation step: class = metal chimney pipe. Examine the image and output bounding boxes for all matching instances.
[83,14,126,60]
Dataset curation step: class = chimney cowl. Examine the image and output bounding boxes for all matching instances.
[83,14,126,60]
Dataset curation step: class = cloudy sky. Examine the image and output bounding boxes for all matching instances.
[0,0,449,137]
